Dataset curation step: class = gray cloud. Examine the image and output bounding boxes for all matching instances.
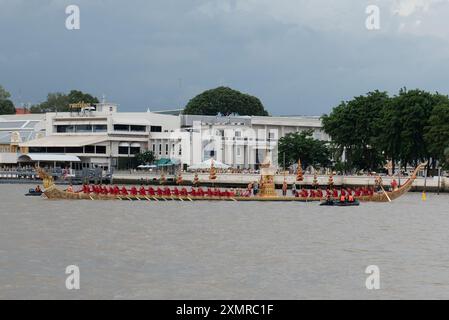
[1,0,449,115]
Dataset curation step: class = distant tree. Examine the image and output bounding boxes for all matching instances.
[379,88,446,170]
[425,102,449,168]
[30,90,99,113]
[67,90,99,105]
[135,150,156,165]
[0,85,11,100]
[278,130,332,169]
[183,87,269,116]
[0,99,15,115]
[0,85,15,115]
[321,91,388,172]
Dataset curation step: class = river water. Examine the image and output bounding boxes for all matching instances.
[0,184,448,299]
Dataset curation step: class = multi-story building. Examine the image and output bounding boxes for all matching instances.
[18,103,179,170]
[175,114,328,169]
[0,102,329,170]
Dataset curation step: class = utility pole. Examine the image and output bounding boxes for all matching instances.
[437,166,441,195]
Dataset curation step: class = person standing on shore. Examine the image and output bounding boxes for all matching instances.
[291,182,297,196]
[282,180,288,196]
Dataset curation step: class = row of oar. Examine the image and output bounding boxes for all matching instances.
[87,195,238,202]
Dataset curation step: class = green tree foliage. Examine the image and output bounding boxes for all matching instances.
[135,150,156,165]
[388,89,442,168]
[323,88,449,172]
[183,87,269,116]
[377,89,448,170]
[30,90,99,113]
[0,85,15,115]
[425,103,449,168]
[278,130,331,169]
[0,99,15,115]
[321,91,388,171]
[0,85,11,100]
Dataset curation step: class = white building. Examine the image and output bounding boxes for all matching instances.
[174,114,328,169]
[18,103,179,170]
[0,103,329,170]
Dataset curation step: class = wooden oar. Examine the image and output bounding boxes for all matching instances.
[144,196,151,201]
[380,185,392,202]
[152,196,159,202]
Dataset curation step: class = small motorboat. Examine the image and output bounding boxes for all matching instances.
[25,188,43,197]
[320,200,360,207]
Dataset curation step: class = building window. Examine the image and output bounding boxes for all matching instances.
[130,147,140,154]
[158,144,162,155]
[66,147,84,153]
[118,146,129,155]
[237,147,241,156]
[152,144,156,153]
[76,125,92,133]
[235,131,241,137]
[130,125,146,132]
[47,147,64,153]
[165,144,168,155]
[114,124,129,131]
[150,126,162,132]
[29,147,45,153]
[56,125,75,133]
[179,145,182,156]
[84,145,95,153]
[94,125,107,132]
[95,146,106,154]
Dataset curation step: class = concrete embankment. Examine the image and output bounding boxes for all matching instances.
[112,173,449,193]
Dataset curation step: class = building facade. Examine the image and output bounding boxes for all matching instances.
[19,103,179,170]
[0,103,329,170]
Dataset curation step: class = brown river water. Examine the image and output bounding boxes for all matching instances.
[0,184,448,299]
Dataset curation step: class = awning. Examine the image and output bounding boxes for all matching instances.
[19,135,108,147]
[18,154,81,162]
[156,158,180,167]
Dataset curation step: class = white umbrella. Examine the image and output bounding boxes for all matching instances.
[188,158,231,170]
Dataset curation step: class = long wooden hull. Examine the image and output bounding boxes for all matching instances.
[40,163,426,203]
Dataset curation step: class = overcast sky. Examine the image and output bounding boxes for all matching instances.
[1,0,449,115]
